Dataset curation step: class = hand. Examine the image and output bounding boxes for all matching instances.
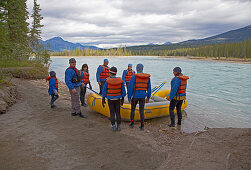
[53,89,58,95]
[120,97,124,106]
[146,98,149,103]
[98,82,101,86]
[81,83,85,87]
[102,97,106,107]
[72,89,77,93]
[165,96,170,101]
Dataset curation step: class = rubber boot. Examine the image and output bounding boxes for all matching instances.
[129,120,134,128]
[71,112,78,116]
[111,124,116,131]
[82,103,88,107]
[177,119,182,125]
[78,112,87,118]
[117,124,121,131]
[168,118,175,127]
[139,123,144,131]
[51,104,56,108]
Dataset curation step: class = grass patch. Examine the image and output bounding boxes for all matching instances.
[0,59,44,68]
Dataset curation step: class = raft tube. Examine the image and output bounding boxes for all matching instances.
[87,89,188,121]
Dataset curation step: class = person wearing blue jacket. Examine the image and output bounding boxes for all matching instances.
[46,71,59,108]
[102,66,126,131]
[128,64,151,131]
[65,58,87,118]
[96,59,110,95]
[166,67,189,127]
[122,64,135,92]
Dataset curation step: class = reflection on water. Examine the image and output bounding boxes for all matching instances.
[50,56,251,132]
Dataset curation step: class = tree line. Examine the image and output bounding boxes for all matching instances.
[0,0,49,66]
[51,46,132,56]
[130,39,251,59]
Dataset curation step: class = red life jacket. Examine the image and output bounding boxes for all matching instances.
[135,73,151,91]
[82,71,90,85]
[106,77,123,96]
[47,76,58,89]
[125,69,135,82]
[99,65,110,80]
[171,75,189,95]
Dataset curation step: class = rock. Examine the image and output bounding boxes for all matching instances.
[0,100,8,113]
[0,85,17,114]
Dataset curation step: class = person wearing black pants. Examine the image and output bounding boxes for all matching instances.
[108,99,121,127]
[128,64,151,131]
[96,59,110,95]
[102,66,126,131]
[130,98,145,124]
[169,99,183,126]
[166,67,189,127]
[80,64,92,107]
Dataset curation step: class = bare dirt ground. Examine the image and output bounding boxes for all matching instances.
[0,78,250,170]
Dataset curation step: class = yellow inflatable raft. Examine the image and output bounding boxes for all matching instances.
[87,89,188,121]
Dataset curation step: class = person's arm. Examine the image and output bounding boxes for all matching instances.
[169,77,181,100]
[146,78,151,99]
[96,66,103,82]
[102,82,108,98]
[65,69,74,90]
[122,70,127,83]
[128,75,135,101]
[121,81,126,97]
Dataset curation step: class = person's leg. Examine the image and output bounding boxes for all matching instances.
[138,98,146,130]
[80,86,85,105]
[169,99,178,127]
[69,89,77,115]
[99,81,106,95]
[114,99,121,130]
[108,100,116,131]
[176,100,183,125]
[130,98,138,128]
[71,86,86,118]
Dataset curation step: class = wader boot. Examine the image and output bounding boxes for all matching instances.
[78,112,87,118]
[177,119,182,126]
[117,124,121,131]
[169,118,175,127]
[139,122,144,131]
[71,112,78,116]
[129,120,134,128]
[111,124,116,131]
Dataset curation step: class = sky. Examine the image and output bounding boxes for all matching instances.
[27,0,251,48]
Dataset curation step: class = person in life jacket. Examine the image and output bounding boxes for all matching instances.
[96,59,110,95]
[128,64,151,131]
[80,64,92,107]
[166,67,189,127]
[102,66,126,131]
[46,71,59,108]
[65,58,87,118]
[122,64,136,92]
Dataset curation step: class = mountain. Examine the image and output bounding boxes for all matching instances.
[41,37,99,52]
[127,25,251,51]
[163,41,172,45]
[179,25,251,45]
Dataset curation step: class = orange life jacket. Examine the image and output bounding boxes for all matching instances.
[82,71,90,85]
[100,65,110,80]
[135,73,151,91]
[125,69,135,82]
[47,76,58,89]
[106,77,123,96]
[171,75,189,95]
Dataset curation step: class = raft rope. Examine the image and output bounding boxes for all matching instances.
[150,81,167,99]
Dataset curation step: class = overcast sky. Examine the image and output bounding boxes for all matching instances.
[27,0,251,48]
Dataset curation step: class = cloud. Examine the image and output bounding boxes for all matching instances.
[27,0,251,48]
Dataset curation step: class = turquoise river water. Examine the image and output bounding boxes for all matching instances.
[50,56,251,132]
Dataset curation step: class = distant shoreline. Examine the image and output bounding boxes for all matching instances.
[51,55,251,64]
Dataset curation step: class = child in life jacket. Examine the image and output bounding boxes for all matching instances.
[46,71,59,108]
[102,66,126,131]
[80,64,92,107]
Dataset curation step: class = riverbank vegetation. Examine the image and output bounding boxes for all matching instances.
[51,46,132,56]
[0,0,49,82]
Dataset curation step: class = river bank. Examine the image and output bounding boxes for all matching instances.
[0,78,250,169]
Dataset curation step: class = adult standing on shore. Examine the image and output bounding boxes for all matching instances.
[96,59,110,94]
[166,67,189,127]
[128,64,151,131]
[122,64,135,92]
[65,58,87,118]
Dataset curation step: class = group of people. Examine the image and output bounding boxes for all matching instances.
[46,58,189,131]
